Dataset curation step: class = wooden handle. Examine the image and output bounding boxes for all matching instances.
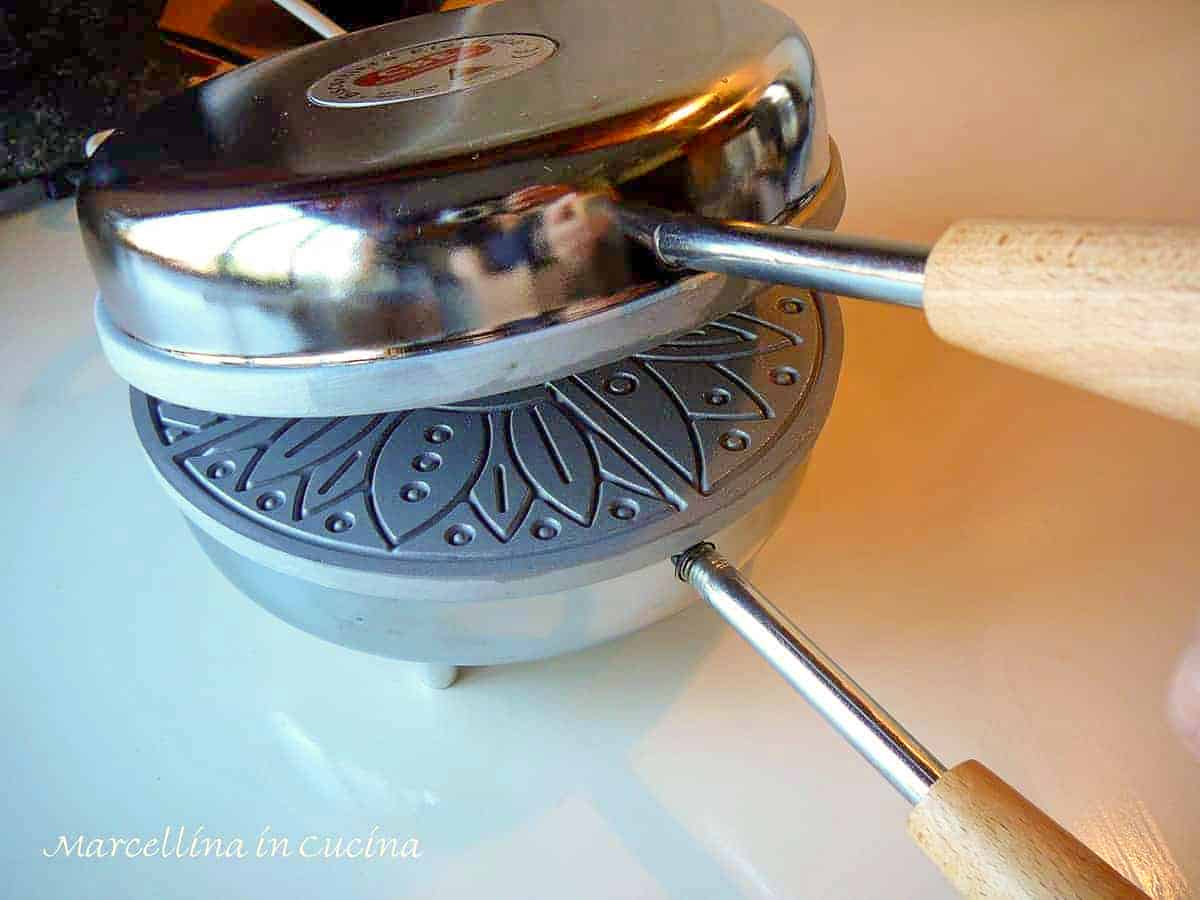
[908,760,1145,898]
[923,219,1200,426]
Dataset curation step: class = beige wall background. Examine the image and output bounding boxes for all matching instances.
[734,1,1200,894]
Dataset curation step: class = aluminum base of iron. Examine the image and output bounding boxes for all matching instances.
[129,290,841,664]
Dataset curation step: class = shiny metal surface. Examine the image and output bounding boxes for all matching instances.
[79,0,837,414]
[677,544,946,804]
[628,211,928,308]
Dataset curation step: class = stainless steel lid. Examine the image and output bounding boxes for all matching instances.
[80,0,841,415]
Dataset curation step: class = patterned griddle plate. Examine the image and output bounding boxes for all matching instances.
[131,291,839,581]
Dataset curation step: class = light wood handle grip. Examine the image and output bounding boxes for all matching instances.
[908,761,1145,898]
[923,219,1200,426]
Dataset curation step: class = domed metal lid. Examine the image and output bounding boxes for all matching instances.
[80,0,841,416]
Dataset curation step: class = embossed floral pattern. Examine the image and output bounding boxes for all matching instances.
[136,294,824,562]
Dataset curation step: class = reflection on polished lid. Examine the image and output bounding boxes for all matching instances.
[79,0,840,415]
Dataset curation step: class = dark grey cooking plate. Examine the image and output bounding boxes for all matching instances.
[132,290,838,614]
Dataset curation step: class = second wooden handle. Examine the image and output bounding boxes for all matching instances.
[908,761,1144,899]
[923,219,1200,426]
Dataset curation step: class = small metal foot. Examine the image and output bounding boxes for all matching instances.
[415,662,460,689]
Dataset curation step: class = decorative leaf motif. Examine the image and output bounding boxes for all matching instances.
[372,410,486,546]
[467,412,536,542]
[640,310,801,362]
[305,448,369,506]
[569,362,701,487]
[652,361,772,421]
[156,403,227,445]
[249,416,384,488]
[587,434,680,507]
[510,401,598,526]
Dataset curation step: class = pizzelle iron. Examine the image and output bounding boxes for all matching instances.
[78,0,1196,895]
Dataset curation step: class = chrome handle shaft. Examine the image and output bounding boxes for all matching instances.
[675,543,945,804]
[618,207,928,308]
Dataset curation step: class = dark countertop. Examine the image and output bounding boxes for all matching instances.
[0,0,198,183]
[0,0,447,186]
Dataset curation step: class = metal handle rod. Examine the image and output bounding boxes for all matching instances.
[675,543,945,804]
[271,0,347,37]
[617,207,929,308]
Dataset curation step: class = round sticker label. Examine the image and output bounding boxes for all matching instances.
[307,34,557,108]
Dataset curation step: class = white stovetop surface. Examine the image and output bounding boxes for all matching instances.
[3,2,1198,897]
